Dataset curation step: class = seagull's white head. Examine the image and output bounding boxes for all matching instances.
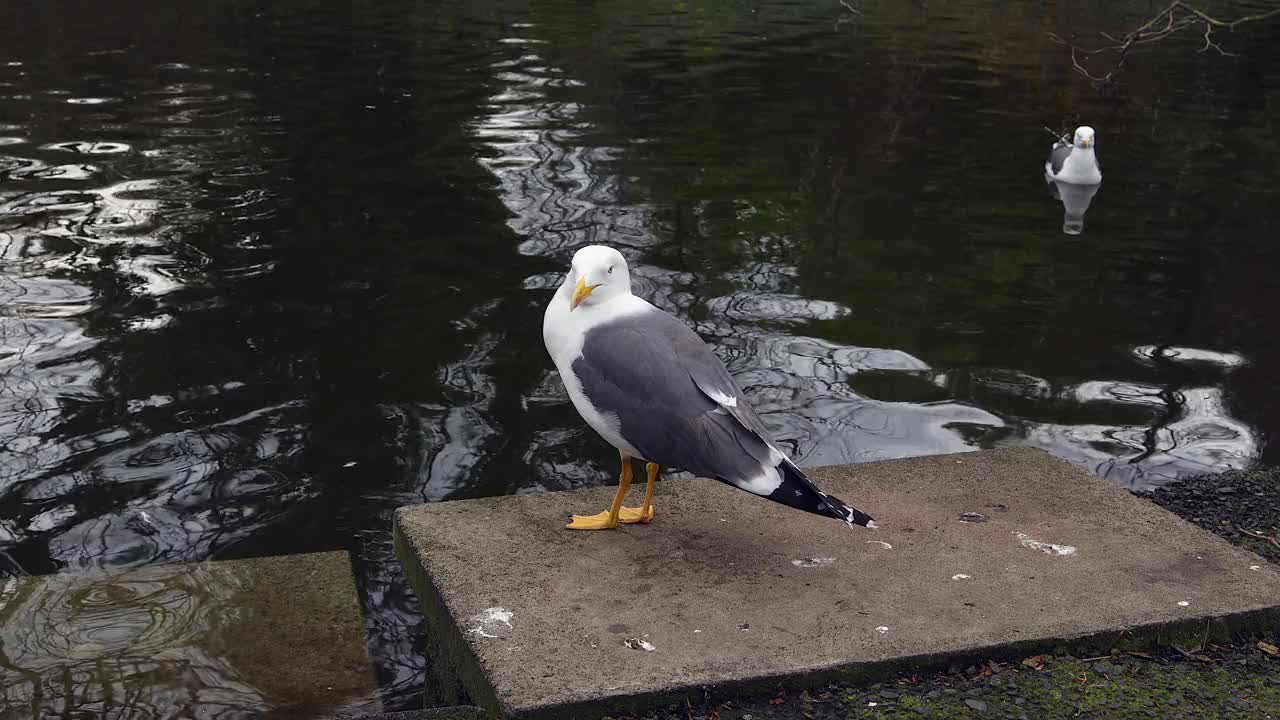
[566,244,632,311]
[1073,126,1096,150]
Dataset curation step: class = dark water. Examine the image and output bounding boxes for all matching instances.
[2,0,1278,713]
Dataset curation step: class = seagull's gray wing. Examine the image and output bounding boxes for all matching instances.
[570,308,775,482]
[1048,143,1072,175]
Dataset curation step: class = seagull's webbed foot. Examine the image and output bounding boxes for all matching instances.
[566,454,633,531]
[617,462,659,524]
[567,510,621,530]
[617,505,654,524]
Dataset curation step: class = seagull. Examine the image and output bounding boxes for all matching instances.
[542,244,875,531]
[1044,126,1101,185]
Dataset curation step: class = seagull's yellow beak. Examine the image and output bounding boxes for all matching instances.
[570,278,599,310]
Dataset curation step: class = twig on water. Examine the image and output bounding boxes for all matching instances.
[1046,1,1280,84]
[1042,125,1069,144]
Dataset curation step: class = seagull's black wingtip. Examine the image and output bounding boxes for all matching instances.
[841,504,876,529]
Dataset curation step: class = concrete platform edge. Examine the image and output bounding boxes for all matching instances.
[498,609,1276,719]
[499,608,1280,720]
[394,512,499,715]
[343,706,487,720]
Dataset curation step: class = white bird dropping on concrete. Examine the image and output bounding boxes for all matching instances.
[1014,531,1077,556]
[791,557,836,567]
[469,607,514,638]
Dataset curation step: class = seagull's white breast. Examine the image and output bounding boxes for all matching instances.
[542,281,649,459]
[1048,147,1102,185]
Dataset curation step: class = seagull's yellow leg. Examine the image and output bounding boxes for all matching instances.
[619,462,658,524]
[566,456,632,530]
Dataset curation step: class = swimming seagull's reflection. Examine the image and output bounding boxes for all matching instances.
[1046,178,1100,235]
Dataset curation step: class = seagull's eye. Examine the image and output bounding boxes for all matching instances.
[607,265,614,275]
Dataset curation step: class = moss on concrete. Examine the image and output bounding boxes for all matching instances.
[835,654,1280,719]
[215,551,379,710]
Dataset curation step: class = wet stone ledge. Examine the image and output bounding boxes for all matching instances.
[0,550,380,718]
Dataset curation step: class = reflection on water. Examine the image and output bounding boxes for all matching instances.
[1046,179,1100,235]
[2,0,1280,712]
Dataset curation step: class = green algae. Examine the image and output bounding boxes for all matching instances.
[841,654,1280,720]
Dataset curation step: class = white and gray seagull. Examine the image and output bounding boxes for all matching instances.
[1044,125,1102,185]
[542,244,875,531]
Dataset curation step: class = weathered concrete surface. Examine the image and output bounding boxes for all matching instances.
[343,707,487,720]
[0,551,380,719]
[394,447,1280,719]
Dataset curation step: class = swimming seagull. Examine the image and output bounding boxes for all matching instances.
[542,244,875,531]
[1044,126,1102,185]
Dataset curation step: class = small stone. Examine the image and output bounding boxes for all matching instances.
[1142,698,1154,707]
[965,687,983,697]
[880,690,899,699]
[1217,485,1236,494]
[1014,697,1026,706]
[742,715,752,720]
[943,688,959,695]
[965,698,988,712]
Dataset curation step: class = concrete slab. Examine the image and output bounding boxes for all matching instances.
[0,550,381,719]
[343,707,486,720]
[394,447,1280,719]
